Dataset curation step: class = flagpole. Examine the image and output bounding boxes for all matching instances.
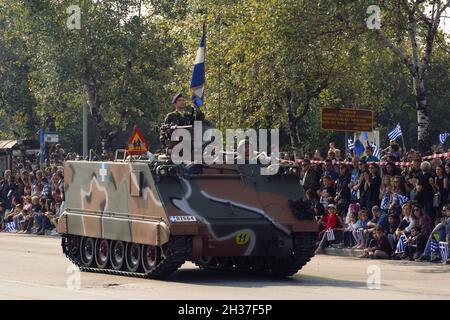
[401,133,407,155]
[216,15,222,132]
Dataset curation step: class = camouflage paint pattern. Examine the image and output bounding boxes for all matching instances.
[58,160,317,257]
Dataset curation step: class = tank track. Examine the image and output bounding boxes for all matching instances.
[62,235,191,279]
[194,233,317,277]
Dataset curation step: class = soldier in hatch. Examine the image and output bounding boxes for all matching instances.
[160,93,205,150]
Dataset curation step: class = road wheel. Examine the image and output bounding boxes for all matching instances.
[125,242,141,272]
[110,240,125,270]
[95,239,110,269]
[79,237,95,267]
[141,245,160,273]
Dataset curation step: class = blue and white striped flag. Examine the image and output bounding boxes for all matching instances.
[440,242,449,264]
[355,229,362,242]
[380,193,391,210]
[370,143,381,159]
[397,194,409,207]
[395,234,407,254]
[190,22,206,108]
[5,221,16,232]
[348,139,355,151]
[431,239,439,253]
[439,132,450,145]
[326,229,335,241]
[388,124,403,141]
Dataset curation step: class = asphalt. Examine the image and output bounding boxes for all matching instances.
[0,233,449,300]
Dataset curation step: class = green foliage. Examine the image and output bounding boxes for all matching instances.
[0,0,448,153]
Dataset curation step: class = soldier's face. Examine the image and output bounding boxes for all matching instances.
[175,97,186,110]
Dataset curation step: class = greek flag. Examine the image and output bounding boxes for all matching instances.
[440,242,449,264]
[190,22,206,108]
[395,234,407,254]
[431,239,439,253]
[388,124,403,141]
[439,132,450,145]
[5,221,16,232]
[355,229,362,242]
[380,193,391,210]
[348,138,355,151]
[396,194,409,207]
[325,229,335,241]
[370,142,381,159]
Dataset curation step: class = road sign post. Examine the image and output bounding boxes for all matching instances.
[126,127,148,156]
[321,108,374,132]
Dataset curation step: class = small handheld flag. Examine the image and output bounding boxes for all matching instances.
[5,221,16,232]
[439,132,449,145]
[326,229,335,241]
[388,123,403,141]
[190,22,206,108]
[353,138,365,157]
[395,234,407,254]
[348,139,355,151]
[370,142,381,159]
[439,242,449,264]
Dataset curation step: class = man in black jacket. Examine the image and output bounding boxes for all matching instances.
[0,170,16,211]
[300,159,320,193]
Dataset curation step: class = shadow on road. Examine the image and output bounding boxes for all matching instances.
[167,268,368,289]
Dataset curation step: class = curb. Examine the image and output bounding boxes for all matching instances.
[324,247,364,257]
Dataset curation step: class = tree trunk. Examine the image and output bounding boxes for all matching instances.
[284,94,303,160]
[413,77,430,154]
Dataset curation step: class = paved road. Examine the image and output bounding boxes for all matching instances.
[0,233,449,300]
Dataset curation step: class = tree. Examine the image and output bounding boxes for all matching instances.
[0,0,180,152]
[374,1,450,153]
[162,0,358,158]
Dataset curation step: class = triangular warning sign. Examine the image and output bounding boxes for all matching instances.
[126,127,148,155]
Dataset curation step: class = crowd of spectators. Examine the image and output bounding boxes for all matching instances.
[0,145,66,236]
[1,139,449,265]
[301,142,450,264]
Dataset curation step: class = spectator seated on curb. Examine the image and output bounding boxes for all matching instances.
[315,203,344,254]
[416,204,450,263]
[343,212,358,247]
[353,209,369,249]
[359,226,393,259]
[13,207,28,232]
[387,214,399,250]
[394,202,416,243]
[4,204,22,231]
[393,226,422,261]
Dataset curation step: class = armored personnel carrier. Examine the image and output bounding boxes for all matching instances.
[58,147,318,279]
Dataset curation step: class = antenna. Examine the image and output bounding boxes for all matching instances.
[217,14,222,132]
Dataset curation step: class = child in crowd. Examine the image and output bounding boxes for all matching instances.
[393,226,422,260]
[315,204,343,254]
[353,210,369,249]
[344,213,358,247]
[360,227,393,259]
[387,214,399,249]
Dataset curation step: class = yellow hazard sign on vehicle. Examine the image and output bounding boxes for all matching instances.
[235,231,250,245]
[126,126,148,155]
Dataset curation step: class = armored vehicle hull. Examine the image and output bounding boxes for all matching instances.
[58,160,318,279]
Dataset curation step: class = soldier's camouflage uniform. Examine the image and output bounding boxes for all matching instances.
[160,107,205,148]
